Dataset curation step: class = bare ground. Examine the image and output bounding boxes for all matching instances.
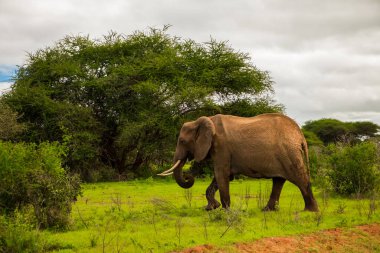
[176,223,380,253]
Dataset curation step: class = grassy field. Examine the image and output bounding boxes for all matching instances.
[44,178,380,252]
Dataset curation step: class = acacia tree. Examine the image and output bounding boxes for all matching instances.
[4,28,282,180]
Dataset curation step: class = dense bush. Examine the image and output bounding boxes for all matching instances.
[0,141,81,229]
[326,141,380,195]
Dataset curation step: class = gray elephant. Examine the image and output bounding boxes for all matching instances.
[158,113,318,212]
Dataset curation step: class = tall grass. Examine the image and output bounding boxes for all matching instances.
[38,179,380,252]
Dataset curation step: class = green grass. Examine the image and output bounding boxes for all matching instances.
[43,178,380,252]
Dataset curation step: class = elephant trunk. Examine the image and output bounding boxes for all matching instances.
[173,160,194,189]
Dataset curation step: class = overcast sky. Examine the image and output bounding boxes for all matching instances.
[1,0,379,125]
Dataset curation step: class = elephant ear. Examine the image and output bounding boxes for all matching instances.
[194,117,216,162]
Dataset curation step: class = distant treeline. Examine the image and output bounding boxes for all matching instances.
[302,118,379,146]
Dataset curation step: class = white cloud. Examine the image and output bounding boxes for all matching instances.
[0,82,12,95]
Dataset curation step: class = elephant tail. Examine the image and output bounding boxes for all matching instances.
[301,141,310,177]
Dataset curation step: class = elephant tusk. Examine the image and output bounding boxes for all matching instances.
[157,172,173,176]
[157,160,181,176]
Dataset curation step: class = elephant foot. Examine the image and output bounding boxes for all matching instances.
[205,201,221,211]
[262,204,279,212]
[304,204,319,212]
[263,200,279,211]
[262,206,275,212]
[304,197,319,212]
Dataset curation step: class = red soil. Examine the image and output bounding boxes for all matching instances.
[176,223,380,253]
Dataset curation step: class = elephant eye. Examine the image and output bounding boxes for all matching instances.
[179,138,186,144]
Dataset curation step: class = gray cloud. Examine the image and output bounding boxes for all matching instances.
[253,47,380,124]
[1,0,379,125]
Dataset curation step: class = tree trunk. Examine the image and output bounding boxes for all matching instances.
[130,151,144,172]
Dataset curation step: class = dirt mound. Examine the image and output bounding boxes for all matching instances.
[177,223,380,253]
[180,244,214,253]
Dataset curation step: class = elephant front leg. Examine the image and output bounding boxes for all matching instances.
[215,170,231,209]
[205,177,221,211]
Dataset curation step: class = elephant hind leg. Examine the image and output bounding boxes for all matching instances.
[293,179,318,212]
[301,182,319,212]
[264,177,286,211]
[287,157,319,212]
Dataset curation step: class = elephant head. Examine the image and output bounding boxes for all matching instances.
[158,116,215,188]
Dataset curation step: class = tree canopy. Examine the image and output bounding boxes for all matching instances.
[303,118,379,145]
[3,28,283,180]
[302,129,324,146]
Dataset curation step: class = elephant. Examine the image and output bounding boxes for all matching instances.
[158,113,319,212]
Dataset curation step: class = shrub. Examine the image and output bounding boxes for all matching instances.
[0,141,81,229]
[0,211,71,253]
[308,146,331,189]
[0,213,45,253]
[327,141,380,195]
